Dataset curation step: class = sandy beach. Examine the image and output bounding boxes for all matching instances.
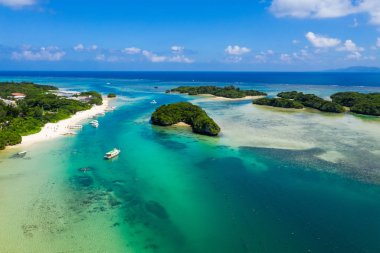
[11,97,110,149]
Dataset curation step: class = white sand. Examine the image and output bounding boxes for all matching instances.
[173,122,191,127]
[10,98,109,149]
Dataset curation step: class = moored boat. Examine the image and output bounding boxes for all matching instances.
[17,151,27,157]
[104,148,121,159]
[68,124,83,129]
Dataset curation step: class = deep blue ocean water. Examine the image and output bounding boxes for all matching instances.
[1,71,380,86]
[0,71,379,253]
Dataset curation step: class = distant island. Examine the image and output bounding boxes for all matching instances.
[107,93,117,98]
[326,66,380,73]
[167,85,267,99]
[151,102,221,136]
[0,82,103,149]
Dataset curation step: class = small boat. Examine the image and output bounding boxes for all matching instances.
[63,131,77,136]
[90,120,99,128]
[17,151,27,157]
[68,124,83,129]
[104,148,121,159]
[150,100,157,104]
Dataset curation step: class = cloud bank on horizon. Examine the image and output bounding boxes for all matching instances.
[0,0,379,71]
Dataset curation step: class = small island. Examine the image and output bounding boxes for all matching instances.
[253,97,304,109]
[0,82,103,149]
[167,85,267,99]
[331,92,380,116]
[107,93,117,98]
[277,91,345,113]
[151,102,221,136]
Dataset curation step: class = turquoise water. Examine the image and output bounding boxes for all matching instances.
[0,74,380,252]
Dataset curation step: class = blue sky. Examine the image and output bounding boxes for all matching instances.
[0,0,380,71]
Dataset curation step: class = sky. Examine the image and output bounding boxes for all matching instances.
[0,0,380,71]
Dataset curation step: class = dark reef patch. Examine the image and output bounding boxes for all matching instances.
[145,201,169,219]
[71,175,94,188]
[196,156,246,171]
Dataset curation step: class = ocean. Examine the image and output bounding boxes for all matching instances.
[0,72,379,253]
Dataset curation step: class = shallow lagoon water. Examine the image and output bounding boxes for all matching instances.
[0,74,380,252]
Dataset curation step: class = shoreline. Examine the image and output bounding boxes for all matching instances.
[7,97,109,150]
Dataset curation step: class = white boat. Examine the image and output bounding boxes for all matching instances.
[104,148,121,159]
[63,131,77,136]
[18,151,27,156]
[150,100,157,104]
[92,122,99,128]
[68,124,83,129]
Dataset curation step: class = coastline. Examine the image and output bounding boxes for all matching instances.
[8,97,109,150]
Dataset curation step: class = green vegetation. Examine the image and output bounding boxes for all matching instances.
[0,81,57,98]
[76,91,103,105]
[277,91,345,113]
[107,93,117,98]
[253,97,304,109]
[331,92,380,116]
[168,85,267,99]
[0,82,102,149]
[151,102,221,136]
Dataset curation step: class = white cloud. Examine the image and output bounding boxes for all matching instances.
[224,56,243,63]
[0,0,36,8]
[377,38,380,47]
[337,39,364,52]
[225,45,251,55]
[171,46,184,54]
[270,0,355,18]
[305,32,341,48]
[142,50,167,63]
[292,49,310,60]
[95,54,105,61]
[336,39,364,60]
[74,43,98,52]
[270,0,380,26]
[346,51,362,60]
[73,44,85,52]
[11,46,65,61]
[169,55,193,63]
[280,53,292,63]
[351,17,359,27]
[94,54,122,62]
[280,54,292,63]
[254,50,275,63]
[142,50,193,63]
[122,47,141,54]
[292,39,300,44]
